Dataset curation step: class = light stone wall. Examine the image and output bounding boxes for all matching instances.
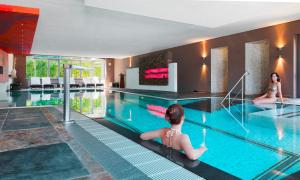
[114,59,128,83]
[245,41,270,95]
[211,47,228,93]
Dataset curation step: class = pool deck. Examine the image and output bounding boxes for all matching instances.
[0,107,112,180]
[0,106,205,179]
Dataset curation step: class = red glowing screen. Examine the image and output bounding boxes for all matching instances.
[144,68,168,79]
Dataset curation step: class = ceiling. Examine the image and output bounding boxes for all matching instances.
[1,0,300,58]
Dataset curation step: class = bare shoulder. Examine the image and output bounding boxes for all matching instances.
[277,82,281,87]
[179,134,190,142]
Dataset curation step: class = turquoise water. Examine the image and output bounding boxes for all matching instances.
[104,92,300,179]
[7,91,300,179]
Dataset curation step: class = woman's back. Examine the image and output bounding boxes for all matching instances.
[161,128,183,150]
[140,104,207,160]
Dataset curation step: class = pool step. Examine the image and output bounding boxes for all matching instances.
[75,119,203,180]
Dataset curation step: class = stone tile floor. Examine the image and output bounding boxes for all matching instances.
[0,107,112,180]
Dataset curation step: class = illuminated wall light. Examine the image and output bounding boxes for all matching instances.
[275,46,285,74]
[202,56,206,66]
[129,57,132,68]
[277,47,284,61]
[275,24,287,50]
[201,41,207,58]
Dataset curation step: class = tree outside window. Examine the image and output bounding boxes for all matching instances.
[49,60,59,77]
[35,60,48,77]
[26,56,106,80]
[26,57,35,78]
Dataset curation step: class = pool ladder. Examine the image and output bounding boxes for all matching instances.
[221,71,250,133]
[221,71,249,105]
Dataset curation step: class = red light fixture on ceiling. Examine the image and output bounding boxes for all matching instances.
[0,4,39,55]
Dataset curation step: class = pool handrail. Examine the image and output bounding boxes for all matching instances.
[221,71,249,104]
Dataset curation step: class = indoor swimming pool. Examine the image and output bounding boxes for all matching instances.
[104,92,300,179]
[5,91,300,179]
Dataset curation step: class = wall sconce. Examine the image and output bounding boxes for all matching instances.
[202,56,206,66]
[277,47,283,60]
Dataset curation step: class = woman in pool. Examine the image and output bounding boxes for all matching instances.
[140,104,207,160]
[253,72,284,104]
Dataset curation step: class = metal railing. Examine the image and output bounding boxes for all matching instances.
[63,64,94,123]
[221,71,249,105]
[220,71,250,133]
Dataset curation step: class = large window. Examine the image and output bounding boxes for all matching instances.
[35,60,48,77]
[49,60,59,77]
[71,60,81,78]
[81,61,92,77]
[26,56,106,80]
[26,57,35,78]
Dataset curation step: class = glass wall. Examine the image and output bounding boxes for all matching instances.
[26,56,49,78]
[49,60,59,77]
[26,57,35,78]
[26,56,106,80]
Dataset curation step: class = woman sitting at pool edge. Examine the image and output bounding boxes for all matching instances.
[140,104,207,160]
[253,72,284,104]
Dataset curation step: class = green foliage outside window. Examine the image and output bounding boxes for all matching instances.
[49,60,58,77]
[26,58,35,78]
[95,66,102,77]
[81,61,92,77]
[59,60,69,77]
[26,56,105,80]
[71,97,81,112]
[35,60,47,77]
[71,61,81,78]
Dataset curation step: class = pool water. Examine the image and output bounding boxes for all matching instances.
[6,91,300,179]
[7,91,106,118]
[105,92,300,179]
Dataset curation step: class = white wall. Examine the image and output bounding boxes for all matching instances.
[211,47,228,93]
[125,63,177,92]
[245,41,270,95]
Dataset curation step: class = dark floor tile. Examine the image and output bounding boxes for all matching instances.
[71,172,113,180]
[10,107,42,112]
[1,108,51,131]
[6,112,44,120]
[0,143,89,180]
[0,127,62,152]
[0,109,8,115]
[2,116,51,131]
[68,140,106,174]
[0,115,6,121]
[41,107,63,126]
